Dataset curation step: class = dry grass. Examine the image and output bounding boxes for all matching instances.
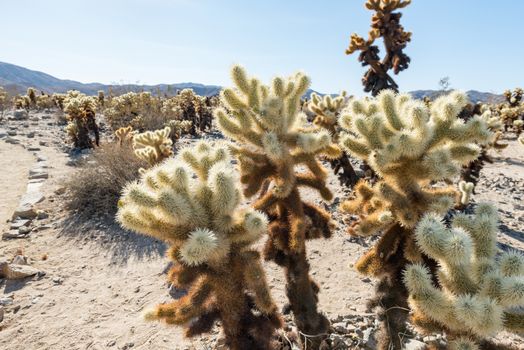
[66,142,146,220]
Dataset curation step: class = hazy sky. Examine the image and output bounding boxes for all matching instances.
[1,0,522,95]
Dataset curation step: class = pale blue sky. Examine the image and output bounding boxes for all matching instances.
[1,0,522,95]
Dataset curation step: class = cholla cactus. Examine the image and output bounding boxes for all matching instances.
[338,90,492,349]
[97,90,105,107]
[504,88,523,107]
[308,91,361,187]
[404,203,524,348]
[36,94,55,111]
[52,93,67,110]
[103,92,162,130]
[64,91,100,149]
[132,126,173,166]
[27,87,37,108]
[0,87,8,116]
[166,119,192,141]
[345,0,412,95]
[216,65,339,348]
[457,180,474,207]
[115,126,135,145]
[117,142,282,349]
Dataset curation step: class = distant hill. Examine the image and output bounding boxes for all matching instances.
[409,89,505,104]
[0,61,505,103]
[0,61,222,96]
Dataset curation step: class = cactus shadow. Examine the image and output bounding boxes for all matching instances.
[60,214,166,265]
[499,224,524,245]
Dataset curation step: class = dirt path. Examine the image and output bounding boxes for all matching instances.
[0,142,34,233]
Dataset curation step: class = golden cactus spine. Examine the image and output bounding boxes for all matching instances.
[404,203,524,348]
[338,90,492,349]
[117,142,281,349]
[132,126,173,166]
[345,0,412,95]
[216,65,340,349]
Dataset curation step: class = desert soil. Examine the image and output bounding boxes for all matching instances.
[0,111,523,350]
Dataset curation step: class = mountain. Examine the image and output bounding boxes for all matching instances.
[0,61,505,103]
[409,89,505,104]
[0,61,222,96]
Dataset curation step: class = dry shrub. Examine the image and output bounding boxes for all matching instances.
[66,142,146,220]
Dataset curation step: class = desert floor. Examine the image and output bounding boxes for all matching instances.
[0,111,523,350]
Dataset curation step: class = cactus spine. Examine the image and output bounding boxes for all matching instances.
[117,142,281,349]
[404,203,524,348]
[216,65,340,349]
[338,90,492,349]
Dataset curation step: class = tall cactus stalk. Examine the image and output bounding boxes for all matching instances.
[215,65,341,349]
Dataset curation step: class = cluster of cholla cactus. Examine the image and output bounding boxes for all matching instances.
[63,91,100,149]
[161,89,214,135]
[338,90,492,349]
[494,88,524,135]
[308,91,361,187]
[404,203,524,349]
[103,91,163,130]
[117,142,282,350]
[346,0,412,95]
[216,65,341,348]
[52,93,67,110]
[504,88,523,107]
[36,93,55,111]
[132,126,173,167]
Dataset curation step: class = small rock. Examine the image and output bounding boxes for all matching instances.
[10,219,31,229]
[36,210,49,220]
[0,297,13,306]
[27,131,35,138]
[13,109,28,120]
[3,230,28,239]
[0,306,4,322]
[54,187,66,195]
[7,130,17,136]
[28,146,41,151]
[18,226,32,235]
[332,322,348,334]
[0,259,41,279]
[12,204,37,220]
[4,136,20,144]
[52,277,63,285]
[404,339,427,350]
[362,328,376,349]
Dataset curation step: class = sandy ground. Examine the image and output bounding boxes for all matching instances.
[0,142,34,233]
[0,111,523,350]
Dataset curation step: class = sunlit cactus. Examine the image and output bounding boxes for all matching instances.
[216,65,340,348]
[345,0,412,95]
[64,91,100,149]
[52,93,67,110]
[338,90,492,349]
[404,203,524,348]
[103,91,162,130]
[117,142,282,349]
[115,126,135,145]
[308,91,361,187]
[166,119,192,141]
[457,180,474,207]
[36,94,54,110]
[132,126,173,166]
